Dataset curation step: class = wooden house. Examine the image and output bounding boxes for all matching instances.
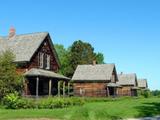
[72,63,120,97]
[117,73,139,96]
[137,79,148,90]
[0,28,70,97]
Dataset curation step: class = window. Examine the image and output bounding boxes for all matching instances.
[46,55,50,69]
[39,52,50,69]
[112,74,115,82]
[43,54,47,69]
[80,88,85,95]
[39,52,44,68]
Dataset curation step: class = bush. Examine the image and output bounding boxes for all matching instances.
[3,92,19,109]
[37,97,85,109]
[3,92,36,109]
[3,93,85,109]
[139,90,151,98]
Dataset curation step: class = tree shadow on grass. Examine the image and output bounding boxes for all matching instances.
[109,116,123,120]
[135,102,160,117]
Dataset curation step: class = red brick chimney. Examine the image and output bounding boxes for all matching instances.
[9,26,16,38]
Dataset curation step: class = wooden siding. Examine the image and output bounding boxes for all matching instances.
[117,87,132,96]
[117,86,137,96]
[73,82,108,97]
[73,67,118,97]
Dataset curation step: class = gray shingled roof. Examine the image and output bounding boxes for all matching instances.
[0,32,57,63]
[72,64,115,81]
[24,68,70,80]
[117,73,137,86]
[138,79,148,88]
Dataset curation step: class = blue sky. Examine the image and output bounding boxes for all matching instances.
[0,0,159,90]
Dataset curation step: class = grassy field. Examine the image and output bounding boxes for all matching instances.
[0,97,160,120]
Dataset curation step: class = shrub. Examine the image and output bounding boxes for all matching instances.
[3,92,20,109]
[140,90,151,98]
[3,94,85,109]
[3,92,37,109]
[37,97,85,109]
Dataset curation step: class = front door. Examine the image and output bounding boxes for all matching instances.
[108,87,116,96]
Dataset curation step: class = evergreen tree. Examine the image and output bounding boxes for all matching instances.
[54,40,105,78]
[0,51,23,98]
[68,40,96,77]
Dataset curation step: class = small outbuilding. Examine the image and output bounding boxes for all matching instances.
[137,79,148,90]
[117,73,139,96]
[72,63,120,97]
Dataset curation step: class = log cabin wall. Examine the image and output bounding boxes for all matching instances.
[73,82,108,97]
[117,86,133,96]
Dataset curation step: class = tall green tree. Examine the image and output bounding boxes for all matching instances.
[68,40,96,77]
[54,41,105,78]
[54,44,71,76]
[96,52,105,64]
[0,51,23,98]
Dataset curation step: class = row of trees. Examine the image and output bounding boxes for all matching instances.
[54,40,105,77]
[151,90,160,96]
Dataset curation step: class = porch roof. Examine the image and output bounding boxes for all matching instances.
[24,68,70,80]
[131,87,140,90]
[107,83,121,87]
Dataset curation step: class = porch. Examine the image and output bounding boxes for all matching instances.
[24,68,70,97]
[107,83,121,97]
[131,87,140,96]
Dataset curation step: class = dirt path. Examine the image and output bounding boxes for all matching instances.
[127,116,160,120]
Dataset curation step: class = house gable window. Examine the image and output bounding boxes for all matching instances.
[39,52,44,68]
[111,73,115,83]
[46,54,50,69]
[38,52,50,69]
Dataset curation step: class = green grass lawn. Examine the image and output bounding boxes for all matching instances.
[0,97,160,120]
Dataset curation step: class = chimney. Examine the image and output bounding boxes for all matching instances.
[92,60,97,65]
[9,26,16,38]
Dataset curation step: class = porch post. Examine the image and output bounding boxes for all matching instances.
[68,82,70,96]
[107,87,110,97]
[116,88,119,96]
[24,79,28,96]
[58,81,61,97]
[49,79,52,96]
[36,77,39,98]
[63,81,65,97]
[114,88,117,97]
